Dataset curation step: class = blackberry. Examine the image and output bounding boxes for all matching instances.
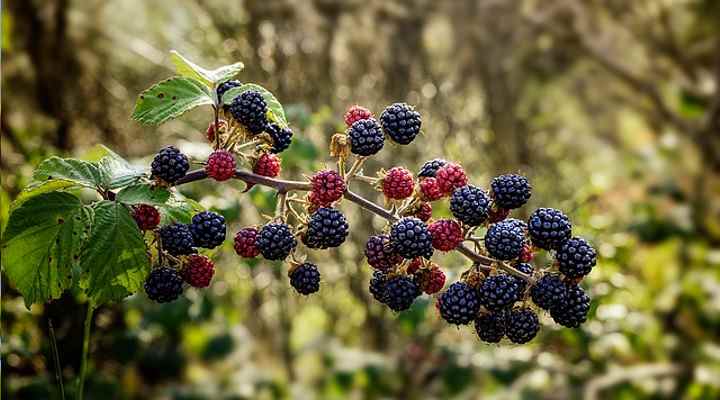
[229,90,267,134]
[159,224,195,256]
[556,237,597,278]
[181,255,215,288]
[310,170,346,205]
[380,103,422,145]
[484,218,527,260]
[384,276,421,312]
[528,208,572,250]
[205,150,236,181]
[418,159,448,178]
[344,105,373,127]
[266,122,293,153]
[234,227,260,258]
[253,153,281,178]
[256,223,297,260]
[439,281,481,325]
[428,219,463,252]
[474,310,507,343]
[144,267,184,303]
[490,174,532,209]
[216,79,241,102]
[530,274,567,311]
[132,204,160,231]
[369,271,388,304]
[416,264,446,294]
[347,118,384,156]
[478,274,521,311]
[506,308,540,344]
[302,207,349,249]
[487,206,510,223]
[450,185,491,226]
[550,284,590,328]
[190,211,226,249]
[364,234,403,271]
[381,167,414,200]
[389,217,434,259]
[435,163,468,195]
[289,262,321,295]
[419,177,444,201]
[511,262,534,293]
[151,146,189,184]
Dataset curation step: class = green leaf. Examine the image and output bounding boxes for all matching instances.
[79,201,150,306]
[221,83,287,126]
[158,192,203,224]
[132,77,213,126]
[11,179,78,210]
[116,183,170,205]
[1,192,86,308]
[32,156,105,189]
[170,50,244,87]
[97,146,146,189]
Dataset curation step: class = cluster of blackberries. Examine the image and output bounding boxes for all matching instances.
[343,103,422,157]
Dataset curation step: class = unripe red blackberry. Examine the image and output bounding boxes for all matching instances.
[206,119,227,142]
[389,217,434,259]
[419,177,444,201]
[450,185,490,226]
[438,281,481,325]
[151,146,189,184]
[310,170,346,205]
[302,207,349,249]
[234,227,260,258]
[181,254,215,288]
[475,310,507,343]
[487,207,510,223]
[518,244,534,262]
[490,174,532,210]
[364,234,403,271]
[381,167,414,200]
[380,102,422,145]
[528,208,572,250]
[478,274,521,311]
[344,105,373,127]
[414,202,432,222]
[415,264,446,294]
[289,262,321,295]
[256,222,297,260]
[428,219,463,252]
[132,204,160,231]
[418,159,448,178]
[205,150,236,181]
[229,90,267,134]
[253,153,281,177]
[435,163,468,195]
[506,307,540,344]
[347,118,384,156]
[556,237,597,279]
[144,267,184,303]
[406,258,423,275]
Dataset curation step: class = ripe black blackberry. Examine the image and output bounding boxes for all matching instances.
[550,284,590,328]
[302,207,349,249]
[190,211,226,249]
[365,234,403,271]
[229,90,267,134]
[475,310,507,343]
[449,185,491,226]
[478,274,521,311]
[159,224,195,256]
[484,218,527,260]
[380,103,422,145]
[347,118,385,156]
[289,262,321,295]
[418,159,448,178]
[530,274,567,311]
[439,281,481,325]
[144,267,184,303]
[151,146,189,184]
[216,79,241,103]
[369,271,389,304]
[528,208,572,250]
[389,217,434,259]
[384,276,421,312]
[490,174,532,209]
[511,262,534,293]
[266,122,293,153]
[556,237,597,278]
[256,222,297,260]
[506,308,540,344]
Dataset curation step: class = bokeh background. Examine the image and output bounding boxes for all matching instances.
[2,1,720,399]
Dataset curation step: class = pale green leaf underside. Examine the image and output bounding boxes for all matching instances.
[131,77,213,125]
[221,83,288,126]
[11,179,78,210]
[32,156,105,189]
[80,201,150,306]
[97,146,146,189]
[116,183,170,205]
[159,191,203,224]
[1,192,85,308]
[170,50,244,87]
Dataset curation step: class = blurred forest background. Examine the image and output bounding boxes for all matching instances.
[2,0,720,399]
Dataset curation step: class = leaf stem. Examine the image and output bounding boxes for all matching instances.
[76,304,95,400]
[49,319,66,400]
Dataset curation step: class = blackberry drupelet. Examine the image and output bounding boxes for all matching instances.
[450,185,491,226]
[418,159,448,178]
[506,307,540,344]
[490,174,532,209]
[380,102,422,145]
[384,276,421,312]
[389,217,434,259]
[530,274,567,311]
[144,267,184,303]
[289,262,321,295]
[475,310,507,343]
[151,146,189,184]
[438,281,481,325]
[556,237,597,278]
[159,224,195,256]
[256,222,297,260]
[229,90,267,134]
[190,211,226,249]
[347,118,385,156]
[302,207,349,249]
[528,208,572,250]
[484,218,527,260]
[478,274,521,311]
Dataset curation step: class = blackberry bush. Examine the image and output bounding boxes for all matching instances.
[347,118,384,156]
[418,159,448,178]
[550,284,591,328]
[159,224,195,256]
[266,122,293,154]
[181,255,215,288]
[383,276,421,312]
[490,174,532,209]
[478,274,521,311]
[506,308,540,344]
[365,234,403,271]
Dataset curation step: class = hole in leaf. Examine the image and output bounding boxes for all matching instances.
[158,93,165,99]
[58,218,65,224]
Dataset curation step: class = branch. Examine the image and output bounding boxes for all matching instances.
[173,168,530,279]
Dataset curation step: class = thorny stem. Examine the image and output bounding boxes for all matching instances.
[173,169,531,280]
